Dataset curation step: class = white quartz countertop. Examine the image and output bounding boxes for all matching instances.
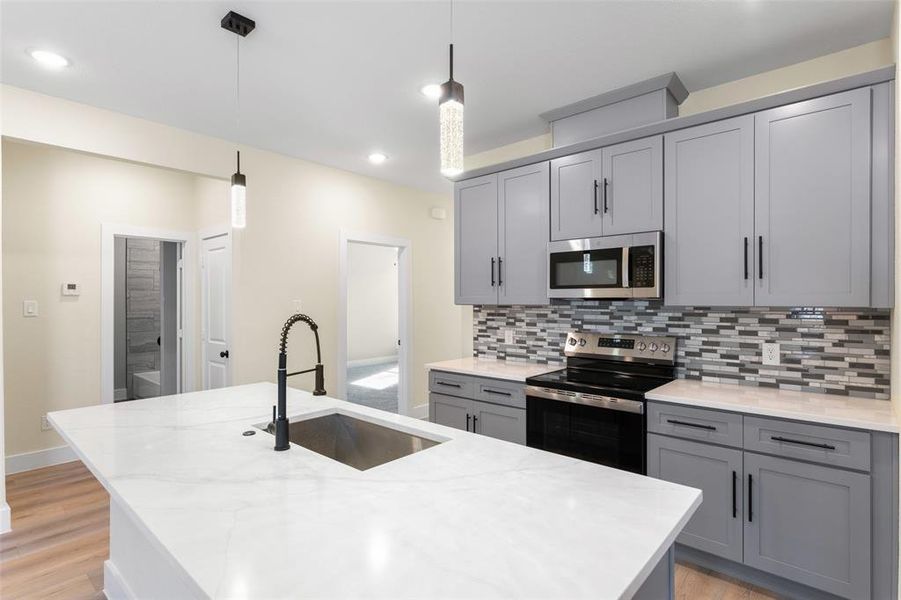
[50,383,700,599]
[647,379,900,433]
[426,356,560,382]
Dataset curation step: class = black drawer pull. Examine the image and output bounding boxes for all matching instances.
[666,419,717,431]
[436,381,462,389]
[484,389,512,396]
[770,436,836,451]
[732,471,737,519]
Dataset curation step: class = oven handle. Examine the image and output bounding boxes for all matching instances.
[621,247,630,289]
[526,386,644,414]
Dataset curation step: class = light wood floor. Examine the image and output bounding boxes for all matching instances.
[1,461,780,600]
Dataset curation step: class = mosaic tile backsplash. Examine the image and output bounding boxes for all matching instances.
[473,301,891,400]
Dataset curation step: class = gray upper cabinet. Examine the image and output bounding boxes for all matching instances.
[498,163,550,305]
[743,452,871,599]
[664,116,755,306]
[600,136,663,236]
[550,149,603,241]
[754,88,872,307]
[455,174,499,304]
[647,434,743,562]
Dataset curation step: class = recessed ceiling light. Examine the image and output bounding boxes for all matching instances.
[420,84,442,100]
[368,152,388,165]
[29,49,69,69]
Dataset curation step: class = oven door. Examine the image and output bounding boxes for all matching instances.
[526,389,646,474]
[547,239,629,299]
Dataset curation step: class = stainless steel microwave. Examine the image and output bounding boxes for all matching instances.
[547,232,662,299]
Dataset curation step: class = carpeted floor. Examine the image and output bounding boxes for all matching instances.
[346,360,399,413]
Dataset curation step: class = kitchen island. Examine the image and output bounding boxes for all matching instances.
[50,383,700,599]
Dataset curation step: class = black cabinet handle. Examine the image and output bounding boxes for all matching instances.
[732,471,737,518]
[472,414,478,432]
[743,237,749,280]
[758,235,763,279]
[748,474,753,522]
[490,257,496,287]
[465,413,470,432]
[484,389,512,396]
[770,436,836,451]
[602,178,609,213]
[436,381,462,388]
[220,350,229,359]
[666,419,717,431]
[593,180,599,214]
[498,256,503,287]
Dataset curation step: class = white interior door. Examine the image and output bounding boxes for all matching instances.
[201,233,231,390]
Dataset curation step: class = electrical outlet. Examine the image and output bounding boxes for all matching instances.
[292,299,302,313]
[41,414,51,431]
[762,342,780,366]
[504,329,515,345]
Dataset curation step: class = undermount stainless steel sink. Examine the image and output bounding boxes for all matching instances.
[262,412,441,470]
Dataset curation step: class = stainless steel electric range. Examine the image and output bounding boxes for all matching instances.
[525,331,676,475]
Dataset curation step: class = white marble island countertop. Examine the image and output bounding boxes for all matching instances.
[50,382,700,599]
[426,356,560,381]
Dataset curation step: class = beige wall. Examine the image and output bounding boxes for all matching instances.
[1,84,469,460]
[465,38,893,170]
[1,140,226,455]
[347,243,399,363]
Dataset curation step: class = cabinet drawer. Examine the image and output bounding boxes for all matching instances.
[743,416,871,472]
[428,371,474,398]
[647,402,743,447]
[474,379,526,409]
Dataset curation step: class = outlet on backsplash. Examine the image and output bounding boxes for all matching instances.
[41,414,52,431]
[504,329,515,345]
[761,342,781,366]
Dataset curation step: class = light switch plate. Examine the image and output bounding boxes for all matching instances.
[292,299,302,313]
[41,414,51,431]
[23,300,39,317]
[762,342,780,366]
[504,329,515,345]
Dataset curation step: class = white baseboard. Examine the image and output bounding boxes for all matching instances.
[0,501,10,534]
[6,445,77,475]
[409,403,429,420]
[347,355,398,368]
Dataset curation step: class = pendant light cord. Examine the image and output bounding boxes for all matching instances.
[449,0,455,80]
[235,35,241,135]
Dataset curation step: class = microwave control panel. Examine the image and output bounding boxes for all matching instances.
[630,246,656,288]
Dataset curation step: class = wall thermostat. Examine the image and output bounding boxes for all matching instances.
[61,283,80,297]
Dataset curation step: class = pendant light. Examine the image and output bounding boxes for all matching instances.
[439,1,464,177]
[221,10,255,229]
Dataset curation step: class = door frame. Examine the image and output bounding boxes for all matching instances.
[337,230,412,416]
[199,225,233,390]
[101,224,197,404]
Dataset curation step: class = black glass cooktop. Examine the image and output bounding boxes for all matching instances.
[526,365,673,401]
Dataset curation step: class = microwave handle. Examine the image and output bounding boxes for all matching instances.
[622,247,630,289]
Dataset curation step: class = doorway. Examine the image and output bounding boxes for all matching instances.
[337,231,411,415]
[112,237,182,401]
[200,230,232,390]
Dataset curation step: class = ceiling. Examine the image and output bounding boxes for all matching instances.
[0,1,894,193]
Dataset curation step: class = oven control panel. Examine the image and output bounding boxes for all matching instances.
[564,331,676,364]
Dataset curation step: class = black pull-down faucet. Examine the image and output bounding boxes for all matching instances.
[274,313,326,451]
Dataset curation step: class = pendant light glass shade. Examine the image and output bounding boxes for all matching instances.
[231,150,246,229]
[439,43,464,177]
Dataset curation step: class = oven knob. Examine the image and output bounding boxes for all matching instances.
[649,342,659,352]
[637,341,647,352]
[579,338,587,347]
[568,337,577,346]
[661,343,671,353]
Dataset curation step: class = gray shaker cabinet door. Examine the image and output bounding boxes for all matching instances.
[600,136,663,236]
[743,452,871,599]
[498,162,550,305]
[754,88,872,307]
[647,434,744,562]
[471,399,526,445]
[429,393,471,432]
[550,149,603,241]
[455,174,499,305]
[664,116,755,306]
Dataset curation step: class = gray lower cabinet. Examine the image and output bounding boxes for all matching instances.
[664,116,755,306]
[429,392,471,432]
[550,149,602,241]
[455,164,549,305]
[754,87,872,307]
[600,135,663,236]
[743,452,871,599]
[455,174,498,304]
[429,371,527,444]
[471,400,526,445]
[647,434,743,562]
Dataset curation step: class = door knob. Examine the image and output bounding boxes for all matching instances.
[220,350,229,359]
